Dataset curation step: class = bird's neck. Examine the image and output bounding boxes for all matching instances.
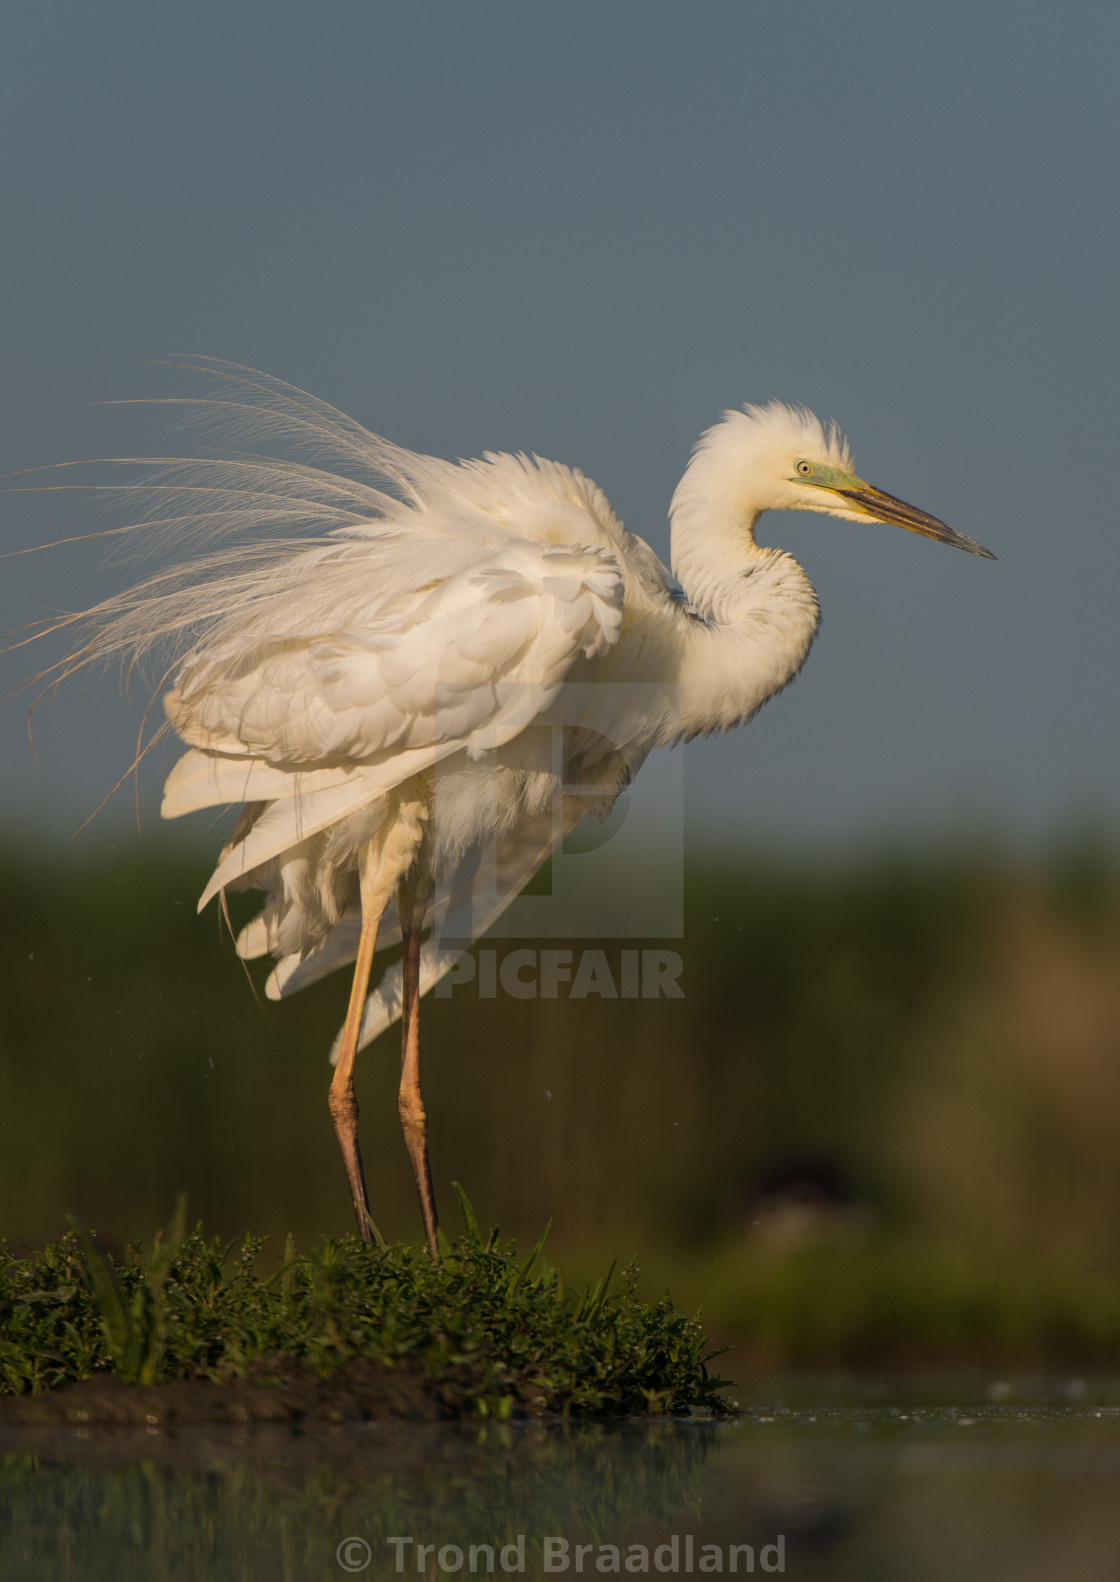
[669,472,820,737]
[671,496,775,622]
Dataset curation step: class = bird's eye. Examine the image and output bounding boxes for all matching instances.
[796,460,812,477]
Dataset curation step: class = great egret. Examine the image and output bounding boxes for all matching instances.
[15,361,993,1254]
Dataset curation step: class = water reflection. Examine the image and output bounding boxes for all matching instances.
[3,1395,1120,1581]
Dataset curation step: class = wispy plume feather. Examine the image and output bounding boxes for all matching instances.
[3,358,479,694]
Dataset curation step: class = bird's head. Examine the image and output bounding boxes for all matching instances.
[683,400,995,559]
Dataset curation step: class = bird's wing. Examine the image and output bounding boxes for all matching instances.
[162,752,366,818]
[170,536,623,906]
[166,537,623,768]
[31,362,649,924]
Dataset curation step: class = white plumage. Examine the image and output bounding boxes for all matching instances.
[20,360,992,1249]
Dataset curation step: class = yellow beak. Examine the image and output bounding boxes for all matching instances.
[833,482,996,560]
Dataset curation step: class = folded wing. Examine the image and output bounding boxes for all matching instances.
[163,536,624,932]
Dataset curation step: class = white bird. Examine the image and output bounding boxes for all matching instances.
[15,361,993,1254]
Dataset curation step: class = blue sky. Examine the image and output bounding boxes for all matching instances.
[2,0,1117,852]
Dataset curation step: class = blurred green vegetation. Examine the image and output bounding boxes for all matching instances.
[3,829,1120,1366]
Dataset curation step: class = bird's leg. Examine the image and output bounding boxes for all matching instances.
[398,869,439,1258]
[328,910,380,1244]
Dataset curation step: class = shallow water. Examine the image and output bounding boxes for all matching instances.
[3,1379,1120,1580]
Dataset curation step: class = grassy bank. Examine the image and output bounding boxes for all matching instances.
[0,1196,729,1416]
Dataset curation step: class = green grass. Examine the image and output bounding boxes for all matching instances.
[0,1193,731,1416]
